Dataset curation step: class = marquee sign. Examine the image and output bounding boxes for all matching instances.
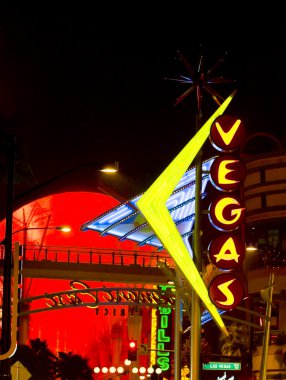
[136,94,237,336]
[18,281,177,316]
[208,115,246,310]
[81,93,237,335]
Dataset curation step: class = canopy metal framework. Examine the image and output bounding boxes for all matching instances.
[80,157,214,255]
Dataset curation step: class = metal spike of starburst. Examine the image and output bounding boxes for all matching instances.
[166,49,236,113]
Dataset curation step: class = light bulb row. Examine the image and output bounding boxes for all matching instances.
[93,366,163,375]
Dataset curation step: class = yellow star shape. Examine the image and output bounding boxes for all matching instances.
[137,91,237,335]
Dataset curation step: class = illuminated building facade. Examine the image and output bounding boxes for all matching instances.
[241,134,286,378]
[0,192,174,374]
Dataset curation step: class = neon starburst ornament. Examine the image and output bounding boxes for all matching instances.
[167,50,235,112]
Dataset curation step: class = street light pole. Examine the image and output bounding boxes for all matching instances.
[0,135,16,379]
[0,137,72,379]
[259,272,275,380]
[191,112,203,380]
[0,147,117,377]
[7,225,72,238]
[14,161,119,201]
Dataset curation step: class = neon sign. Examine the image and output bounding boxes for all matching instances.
[156,285,172,372]
[208,115,246,310]
[18,281,177,315]
[137,94,237,336]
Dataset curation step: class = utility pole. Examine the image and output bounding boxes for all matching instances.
[259,272,275,380]
[191,111,203,380]
[0,134,16,379]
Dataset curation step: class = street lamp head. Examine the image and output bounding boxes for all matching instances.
[55,225,72,232]
[99,161,119,173]
[245,242,258,252]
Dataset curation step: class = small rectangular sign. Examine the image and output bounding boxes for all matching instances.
[202,362,241,371]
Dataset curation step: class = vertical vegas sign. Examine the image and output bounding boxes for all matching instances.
[207,115,246,310]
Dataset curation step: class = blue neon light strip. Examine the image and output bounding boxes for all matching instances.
[80,158,214,251]
[201,309,226,325]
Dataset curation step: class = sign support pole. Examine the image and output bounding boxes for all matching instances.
[259,272,275,380]
[0,135,15,379]
[190,112,203,380]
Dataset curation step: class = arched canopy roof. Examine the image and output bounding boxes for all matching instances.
[80,158,214,253]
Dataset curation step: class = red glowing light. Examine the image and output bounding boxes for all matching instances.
[0,191,153,370]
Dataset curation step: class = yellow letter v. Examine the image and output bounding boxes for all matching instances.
[215,119,241,146]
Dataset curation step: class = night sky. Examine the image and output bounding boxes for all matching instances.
[0,4,286,202]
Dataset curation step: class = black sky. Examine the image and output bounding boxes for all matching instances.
[0,4,286,200]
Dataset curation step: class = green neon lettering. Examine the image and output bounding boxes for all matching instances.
[159,307,172,315]
[159,285,174,291]
[157,357,170,371]
[158,329,170,342]
[157,343,170,356]
[161,315,168,329]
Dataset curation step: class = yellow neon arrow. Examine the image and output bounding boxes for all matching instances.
[137,91,237,336]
